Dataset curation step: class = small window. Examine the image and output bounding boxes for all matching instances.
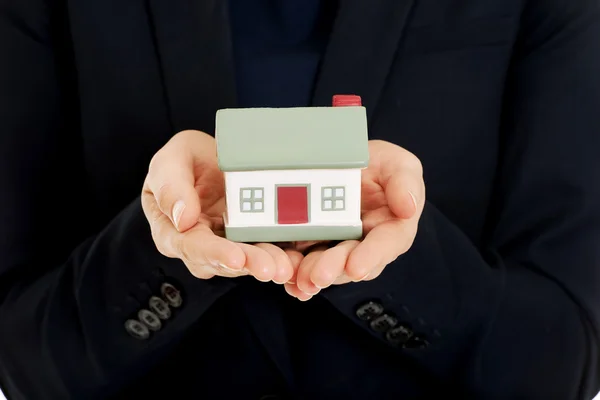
[240,188,264,213]
[322,186,345,211]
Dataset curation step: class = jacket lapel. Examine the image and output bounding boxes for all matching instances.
[148,0,415,132]
[147,0,237,135]
[313,0,416,123]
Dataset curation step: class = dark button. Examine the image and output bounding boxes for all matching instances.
[161,283,183,308]
[403,334,429,349]
[259,395,280,400]
[125,319,150,340]
[369,314,398,333]
[149,296,171,320]
[386,324,413,346]
[356,301,384,321]
[138,309,162,331]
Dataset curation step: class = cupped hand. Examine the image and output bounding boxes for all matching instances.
[284,140,425,300]
[141,130,299,284]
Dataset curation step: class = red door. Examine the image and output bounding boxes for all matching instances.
[277,186,309,224]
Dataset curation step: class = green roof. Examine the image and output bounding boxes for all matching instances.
[215,106,369,172]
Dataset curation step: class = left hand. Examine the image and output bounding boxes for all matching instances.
[284,140,426,300]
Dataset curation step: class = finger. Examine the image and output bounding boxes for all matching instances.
[284,250,315,300]
[212,263,251,278]
[331,273,353,285]
[173,224,248,272]
[337,262,388,284]
[186,264,249,280]
[345,219,417,281]
[330,263,386,284]
[360,263,387,281]
[296,249,327,295]
[144,193,248,277]
[144,131,216,232]
[284,282,313,301]
[285,249,305,270]
[285,253,301,286]
[254,243,295,284]
[309,240,360,289]
[142,187,249,279]
[236,243,278,282]
[182,264,216,280]
[283,249,304,284]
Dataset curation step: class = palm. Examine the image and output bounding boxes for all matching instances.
[360,140,421,232]
[294,143,406,253]
[360,169,396,235]
[286,141,424,298]
[192,159,227,235]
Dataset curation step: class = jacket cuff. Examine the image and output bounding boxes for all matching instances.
[319,202,501,378]
[106,199,239,348]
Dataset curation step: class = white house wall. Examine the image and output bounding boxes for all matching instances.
[224,169,361,227]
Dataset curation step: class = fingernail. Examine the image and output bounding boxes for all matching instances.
[408,191,418,212]
[273,274,290,284]
[172,200,186,231]
[314,280,331,289]
[217,262,242,272]
[352,272,371,282]
[297,294,313,301]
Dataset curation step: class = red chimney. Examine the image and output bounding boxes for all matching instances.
[332,94,362,107]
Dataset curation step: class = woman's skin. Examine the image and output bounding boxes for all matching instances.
[141,129,425,301]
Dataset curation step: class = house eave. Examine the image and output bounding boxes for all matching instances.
[219,160,369,172]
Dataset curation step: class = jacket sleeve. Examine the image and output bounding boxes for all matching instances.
[321,1,600,399]
[0,3,237,399]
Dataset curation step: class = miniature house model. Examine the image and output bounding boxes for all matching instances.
[215,95,369,243]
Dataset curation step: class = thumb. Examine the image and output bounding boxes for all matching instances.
[160,184,201,233]
[369,140,424,220]
[145,151,201,233]
[384,172,421,220]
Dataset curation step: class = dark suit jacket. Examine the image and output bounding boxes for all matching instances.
[1,0,599,399]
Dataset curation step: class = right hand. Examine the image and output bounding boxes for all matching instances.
[141,130,299,283]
